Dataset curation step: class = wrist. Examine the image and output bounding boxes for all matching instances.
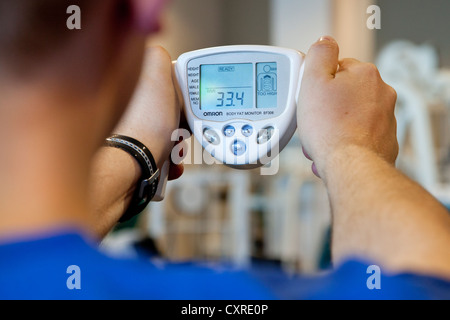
[89,147,141,234]
[142,138,174,170]
[93,146,142,188]
[105,135,160,222]
[115,129,174,170]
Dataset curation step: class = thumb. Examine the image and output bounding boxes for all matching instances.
[304,36,340,80]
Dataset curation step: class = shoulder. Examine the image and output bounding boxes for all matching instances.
[303,259,450,300]
[0,231,276,299]
[2,232,448,300]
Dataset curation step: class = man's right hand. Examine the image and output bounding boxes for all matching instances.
[297,36,398,180]
[297,37,450,279]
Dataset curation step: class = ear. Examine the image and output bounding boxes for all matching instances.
[128,0,168,34]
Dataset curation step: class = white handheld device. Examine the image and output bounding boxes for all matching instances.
[174,45,305,169]
[155,45,305,201]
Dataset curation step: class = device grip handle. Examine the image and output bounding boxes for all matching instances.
[152,160,170,202]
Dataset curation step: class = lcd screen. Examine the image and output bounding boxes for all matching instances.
[200,63,254,110]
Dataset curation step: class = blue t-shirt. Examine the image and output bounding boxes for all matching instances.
[0,230,448,300]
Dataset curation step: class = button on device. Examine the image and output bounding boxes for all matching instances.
[231,140,247,156]
[241,125,254,137]
[203,128,220,145]
[223,125,236,137]
[257,126,275,144]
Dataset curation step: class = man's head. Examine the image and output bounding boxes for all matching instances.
[0,1,92,72]
[0,0,168,237]
[0,0,166,152]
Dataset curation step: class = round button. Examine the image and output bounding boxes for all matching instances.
[223,125,236,137]
[203,128,220,145]
[257,126,275,144]
[231,140,247,156]
[241,125,254,137]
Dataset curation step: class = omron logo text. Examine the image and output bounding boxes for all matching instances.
[203,112,223,117]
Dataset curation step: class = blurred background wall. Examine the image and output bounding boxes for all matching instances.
[148,0,450,65]
[377,0,450,67]
[148,0,375,61]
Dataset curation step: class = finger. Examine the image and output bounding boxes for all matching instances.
[311,163,321,179]
[338,58,361,71]
[168,138,188,180]
[302,146,313,161]
[304,36,340,80]
[168,162,184,181]
[179,111,192,134]
[171,139,189,164]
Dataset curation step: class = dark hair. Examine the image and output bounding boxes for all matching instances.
[0,0,93,71]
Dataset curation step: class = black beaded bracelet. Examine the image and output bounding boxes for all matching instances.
[105,135,160,222]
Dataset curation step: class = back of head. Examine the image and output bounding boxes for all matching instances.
[0,0,162,150]
[0,0,94,76]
